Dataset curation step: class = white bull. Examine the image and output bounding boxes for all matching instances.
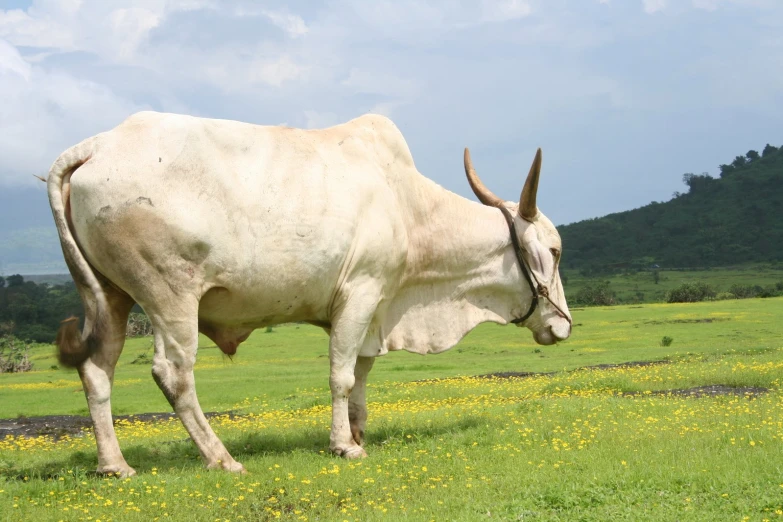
[47,112,571,477]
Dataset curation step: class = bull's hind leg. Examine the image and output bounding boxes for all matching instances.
[77,287,136,477]
[349,356,375,447]
[147,304,245,473]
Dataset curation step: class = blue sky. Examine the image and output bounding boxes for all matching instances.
[0,0,781,226]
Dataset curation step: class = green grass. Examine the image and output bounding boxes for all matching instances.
[2,298,783,521]
[563,264,783,304]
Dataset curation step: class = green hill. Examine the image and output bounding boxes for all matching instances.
[558,143,783,271]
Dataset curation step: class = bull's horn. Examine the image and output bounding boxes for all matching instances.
[464,148,504,208]
[519,148,542,220]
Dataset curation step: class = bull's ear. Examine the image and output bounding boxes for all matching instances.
[519,148,542,220]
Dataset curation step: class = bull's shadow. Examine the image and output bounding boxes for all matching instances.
[1,416,485,480]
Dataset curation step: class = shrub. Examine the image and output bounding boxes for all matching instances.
[574,281,615,306]
[660,336,673,347]
[715,292,736,300]
[629,291,645,304]
[728,284,759,299]
[131,352,153,365]
[127,313,153,337]
[0,321,14,336]
[0,335,33,373]
[666,282,716,303]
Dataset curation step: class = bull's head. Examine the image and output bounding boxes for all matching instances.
[463,147,572,345]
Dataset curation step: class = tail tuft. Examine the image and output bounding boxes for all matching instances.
[55,316,90,367]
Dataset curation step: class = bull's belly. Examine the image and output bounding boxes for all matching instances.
[196,282,332,355]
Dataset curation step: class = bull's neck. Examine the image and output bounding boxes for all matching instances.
[400,177,526,323]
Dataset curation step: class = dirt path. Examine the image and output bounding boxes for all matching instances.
[0,411,232,440]
[624,384,769,398]
[475,359,669,379]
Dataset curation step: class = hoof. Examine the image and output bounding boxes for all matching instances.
[207,459,247,474]
[229,462,248,474]
[333,445,368,459]
[97,464,136,478]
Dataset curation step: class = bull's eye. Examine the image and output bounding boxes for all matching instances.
[550,248,560,260]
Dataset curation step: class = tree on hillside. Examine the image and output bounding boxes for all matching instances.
[682,172,714,193]
[731,155,748,168]
[746,150,760,162]
[6,275,24,288]
[762,144,779,157]
[719,163,735,177]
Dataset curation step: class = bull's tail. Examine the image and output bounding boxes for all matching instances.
[46,136,107,367]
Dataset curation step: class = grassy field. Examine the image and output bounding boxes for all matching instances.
[1,298,783,521]
[562,264,783,304]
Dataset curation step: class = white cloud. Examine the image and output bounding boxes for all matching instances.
[262,10,308,38]
[109,7,161,60]
[692,0,719,10]
[193,46,309,93]
[367,101,401,119]
[0,1,217,62]
[480,0,532,23]
[230,5,309,37]
[341,68,418,98]
[643,0,667,13]
[0,38,31,80]
[0,7,73,49]
[250,55,308,87]
[303,110,339,129]
[166,0,216,12]
[691,0,781,9]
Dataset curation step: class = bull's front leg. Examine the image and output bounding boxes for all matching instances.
[349,356,375,447]
[328,298,377,459]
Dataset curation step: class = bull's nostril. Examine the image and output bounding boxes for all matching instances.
[548,325,558,341]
